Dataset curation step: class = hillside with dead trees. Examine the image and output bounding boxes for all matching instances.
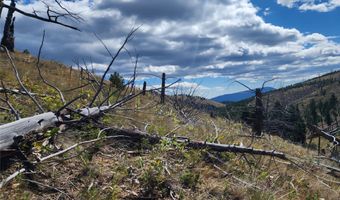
[0,27,339,199]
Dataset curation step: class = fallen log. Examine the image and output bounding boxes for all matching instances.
[105,128,287,160]
[0,104,115,152]
[308,125,339,146]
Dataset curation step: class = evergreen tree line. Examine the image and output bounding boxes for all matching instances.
[266,93,339,144]
[266,102,306,144]
[235,93,338,144]
[303,93,339,128]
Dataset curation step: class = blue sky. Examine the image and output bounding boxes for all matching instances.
[254,0,340,39]
[3,0,340,98]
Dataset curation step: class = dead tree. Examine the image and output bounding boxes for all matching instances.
[254,88,263,136]
[0,0,81,51]
[161,73,166,104]
[234,79,275,136]
[142,81,147,95]
[1,0,15,51]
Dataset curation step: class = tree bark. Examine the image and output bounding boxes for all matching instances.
[1,0,16,51]
[253,88,263,136]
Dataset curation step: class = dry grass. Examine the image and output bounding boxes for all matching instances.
[0,51,339,199]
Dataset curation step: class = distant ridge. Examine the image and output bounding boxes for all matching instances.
[211,87,275,103]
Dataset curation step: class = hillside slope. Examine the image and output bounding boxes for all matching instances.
[0,52,339,199]
[264,70,340,109]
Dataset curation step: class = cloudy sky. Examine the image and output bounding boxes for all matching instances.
[4,0,340,98]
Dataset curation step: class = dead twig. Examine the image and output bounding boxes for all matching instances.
[0,80,20,119]
[35,30,66,104]
[1,46,45,113]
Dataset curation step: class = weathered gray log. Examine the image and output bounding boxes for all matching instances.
[0,105,112,152]
[0,112,58,151]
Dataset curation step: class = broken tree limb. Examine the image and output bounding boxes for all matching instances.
[1,2,80,31]
[0,168,25,188]
[185,141,287,159]
[309,125,339,146]
[103,127,287,160]
[314,156,340,165]
[0,87,41,96]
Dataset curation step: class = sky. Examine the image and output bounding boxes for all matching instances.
[3,0,340,98]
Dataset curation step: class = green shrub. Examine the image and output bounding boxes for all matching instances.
[180,170,200,189]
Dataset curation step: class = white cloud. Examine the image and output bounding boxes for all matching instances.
[2,0,339,98]
[277,0,340,12]
[263,7,271,16]
[143,65,179,74]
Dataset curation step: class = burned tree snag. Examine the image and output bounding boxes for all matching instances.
[253,88,263,136]
[1,0,15,51]
[142,81,147,95]
[161,73,166,104]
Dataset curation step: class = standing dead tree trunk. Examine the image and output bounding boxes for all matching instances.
[254,88,263,136]
[142,81,147,95]
[234,79,275,136]
[1,0,15,51]
[161,73,166,104]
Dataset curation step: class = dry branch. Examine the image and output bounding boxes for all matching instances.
[35,30,66,104]
[0,81,20,120]
[1,2,80,31]
[309,125,339,146]
[1,46,45,113]
[89,27,139,107]
[0,87,40,96]
[103,127,287,160]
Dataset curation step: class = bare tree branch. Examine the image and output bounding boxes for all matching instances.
[1,2,80,31]
[1,45,45,113]
[89,27,140,107]
[0,80,20,120]
[233,80,255,92]
[35,30,66,104]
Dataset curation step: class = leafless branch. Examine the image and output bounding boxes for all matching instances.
[89,27,140,107]
[261,78,276,91]
[1,45,45,113]
[35,30,66,104]
[1,2,80,31]
[0,81,20,119]
[233,80,255,92]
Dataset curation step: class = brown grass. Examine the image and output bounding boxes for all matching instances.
[0,51,339,199]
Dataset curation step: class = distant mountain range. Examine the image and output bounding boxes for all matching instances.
[211,87,275,103]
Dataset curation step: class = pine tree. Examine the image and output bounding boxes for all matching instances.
[329,93,339,125]
[287,105,306,144]
[109,72,124,90]
[307,99,318,125]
